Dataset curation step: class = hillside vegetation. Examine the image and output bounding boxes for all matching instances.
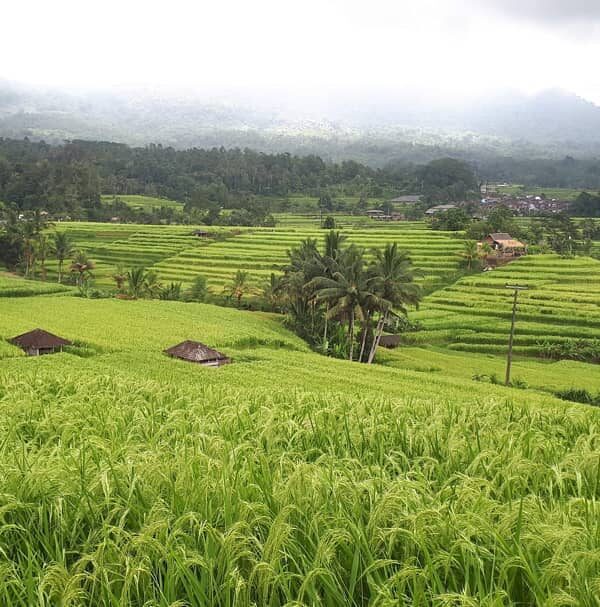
[1,292,600,604]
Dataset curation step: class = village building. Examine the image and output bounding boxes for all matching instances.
[9,328,72,356]
[389,195,422,204]
[425,204,457,215]
[163,340,231,366]
[484,233,527,258]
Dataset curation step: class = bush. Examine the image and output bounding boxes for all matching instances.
[555,388,600,406]
[322,216,336,229]
[185,274,208,302]
[539,339,600,364]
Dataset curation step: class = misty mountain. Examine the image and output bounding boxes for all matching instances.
[1,82,599,165]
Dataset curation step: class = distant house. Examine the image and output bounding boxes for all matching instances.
[9,328,72,356]
[425,204,457,215]
[389,195,422,204]
[366,209,385,217]
[192,229,211,238]
[484,233,527,257]
[164,340,231,367]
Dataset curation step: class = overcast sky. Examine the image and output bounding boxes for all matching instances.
[3,0,600,104]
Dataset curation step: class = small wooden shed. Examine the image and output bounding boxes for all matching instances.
[9,328,72,356]
[484,233,526,257]
[163,340,231,367]
[192,229,211,238]
[379,334,401,349]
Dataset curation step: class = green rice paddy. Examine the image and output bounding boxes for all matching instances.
[411,254,600,355]
[1,290,600,604]
[46,221,464,291]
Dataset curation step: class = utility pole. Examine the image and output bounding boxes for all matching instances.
[505,284,529,386]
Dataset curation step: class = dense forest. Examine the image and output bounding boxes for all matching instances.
[0,138,479,220]
[1,137,599,224]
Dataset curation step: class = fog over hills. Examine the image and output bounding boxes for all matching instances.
[1,81,599,166]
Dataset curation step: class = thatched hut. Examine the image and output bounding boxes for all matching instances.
[163,340,230,366]
[9,328,72,356]
[379,334,401,349]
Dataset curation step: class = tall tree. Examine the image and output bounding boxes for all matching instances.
[366,243,421,363]
[53,231,74,284]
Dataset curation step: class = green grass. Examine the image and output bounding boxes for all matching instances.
[0,293,600,604]
[101,194,184,210]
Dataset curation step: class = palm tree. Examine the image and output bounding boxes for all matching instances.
[53,232,74,283]
[262,273,283,311]
[224,270,255,308]
[35,234,51,280]
[21,222,37,278]
[112,265,127,293]
[366,243,421,363]
[309,246,376,361]
[144,270,162,298]
[460,240,481,270]
[323,230,347,261]
[125,267,161,299]
[70,250,95,287]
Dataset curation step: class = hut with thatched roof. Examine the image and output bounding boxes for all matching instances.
[9,328,72,356]
[379,334,401,349]
[163,340,230,366]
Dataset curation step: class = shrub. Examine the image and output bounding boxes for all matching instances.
[185,275,208,302]
[555,388,600,406]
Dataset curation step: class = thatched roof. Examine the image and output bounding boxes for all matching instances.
[379,334,401,348]
[488,233,526,248]
[163,340,230,365]
[9,328,71,349]
[390,195,421,203]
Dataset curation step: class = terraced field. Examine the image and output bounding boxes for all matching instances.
[0,273,72,297]
[101,194,184,210]
[48,222,465,291]
[45,223,227,286]
[154,226,465,290]
[411,254,600,356]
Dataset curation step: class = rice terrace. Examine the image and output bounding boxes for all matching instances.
[3,18,600,600]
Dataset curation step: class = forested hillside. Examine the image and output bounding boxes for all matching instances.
[0,138,478,219]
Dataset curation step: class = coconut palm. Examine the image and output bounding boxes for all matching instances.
[70,251,95,287]
[112,265,127,293]
[323,230,347,261]
[34,234,51,280]
[309,246,377,361]
[53,232,74,283]
[224,270,256,308]
[262,273,283,311]
[21,222,37,277]
[125,267,162,299]
[460,240,482,270]
[366,243,421,363]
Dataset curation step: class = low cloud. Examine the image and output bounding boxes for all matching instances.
[476,0,600,23]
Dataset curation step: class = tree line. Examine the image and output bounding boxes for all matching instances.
[0,138,479,222]
[270,233,422,363]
